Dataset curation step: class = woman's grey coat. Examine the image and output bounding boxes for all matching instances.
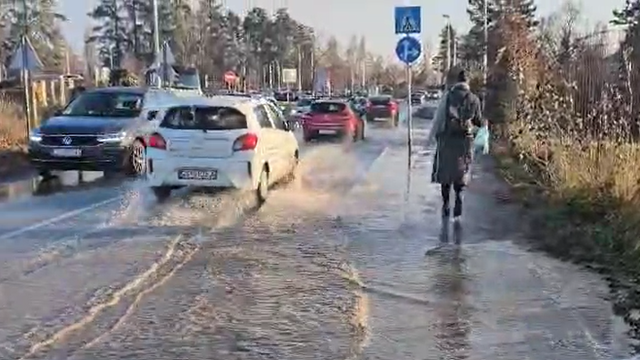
[426,82,483,185]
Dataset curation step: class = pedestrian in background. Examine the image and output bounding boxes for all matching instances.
[426,68,486,221]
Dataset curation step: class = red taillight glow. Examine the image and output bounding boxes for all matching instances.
[233,133,258,151]
[149,133,166,149]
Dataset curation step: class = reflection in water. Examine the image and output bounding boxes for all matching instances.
[430,221,471,359]
[0,171,110,201]
[404,150,412,214]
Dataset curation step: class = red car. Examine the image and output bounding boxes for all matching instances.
[365,95,399,126]
[301,100,365,142]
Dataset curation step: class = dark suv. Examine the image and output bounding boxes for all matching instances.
[28,87,150,178]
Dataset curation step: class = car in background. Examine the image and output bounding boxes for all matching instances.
[292,98,313,116]
[410,93,426,106]
[28,86,183,178]
[414,103,438,120]
[146,96,299,203]
[288,98,313,128]
[348,96,368,116]
[425,90,442,100]
[301,100,365,142]
[365,95,399,126]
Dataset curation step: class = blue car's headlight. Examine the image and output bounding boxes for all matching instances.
[29,129,42,142]
[98,131,127,143]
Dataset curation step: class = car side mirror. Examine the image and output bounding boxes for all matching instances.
[53,109,62,116]
[147,110,158,121]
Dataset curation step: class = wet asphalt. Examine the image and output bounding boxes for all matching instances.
[0,106,635,359]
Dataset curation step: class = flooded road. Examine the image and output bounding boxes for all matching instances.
[0,114,634,359]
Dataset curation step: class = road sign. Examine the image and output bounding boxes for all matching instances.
[395,36,421,64]
[282,68,297,83]
[224,71,237,83]
[8,37,43,72]
[395,6,421,34]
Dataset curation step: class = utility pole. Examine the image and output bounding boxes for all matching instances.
[112,0,119,68]
[297,45,302,91]
[483,0,488,107]
[443,14,450,83]
[21,0,31,136]
[153,0,160,62]
[452,37,457,66]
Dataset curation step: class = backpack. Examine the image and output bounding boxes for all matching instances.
[444,89,473,136]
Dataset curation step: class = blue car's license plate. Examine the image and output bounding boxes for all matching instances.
[177,169,217,180]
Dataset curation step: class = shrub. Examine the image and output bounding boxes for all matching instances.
[0,97,27,150]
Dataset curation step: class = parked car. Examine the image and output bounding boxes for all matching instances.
[301,100,365,142]
[145,96,299,203]
[28,87,190,178]
[365,95,399,126]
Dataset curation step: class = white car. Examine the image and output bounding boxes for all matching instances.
[145,96,299,202]
[292,98,313,115]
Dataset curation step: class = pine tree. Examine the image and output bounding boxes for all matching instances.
[87,0,128,67]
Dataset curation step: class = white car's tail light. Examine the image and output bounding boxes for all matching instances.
[232,133,258,151]
[148,133,166,149]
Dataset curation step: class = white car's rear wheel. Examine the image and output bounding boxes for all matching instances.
[256,168,269,205]
[151,186,172,202]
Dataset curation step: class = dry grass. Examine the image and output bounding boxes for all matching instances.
[498,118,640,326]
[0,97,30,178]
[0,97,26,150]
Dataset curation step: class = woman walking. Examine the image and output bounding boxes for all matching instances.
[426,69,485,222]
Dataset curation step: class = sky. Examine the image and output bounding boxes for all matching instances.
[61,0,623,61]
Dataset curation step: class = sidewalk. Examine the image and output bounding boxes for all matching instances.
[336,134,632,360]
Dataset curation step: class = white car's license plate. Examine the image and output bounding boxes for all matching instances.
[318,130,336,134]
[177,169,217,180]
[52,148,81,157]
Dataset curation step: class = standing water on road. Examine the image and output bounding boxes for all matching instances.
[0,109,634,359]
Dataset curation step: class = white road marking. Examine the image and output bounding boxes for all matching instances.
[0,196,123,241]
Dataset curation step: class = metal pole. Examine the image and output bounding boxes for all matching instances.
[297,45,302,91]
[162,42,168,88]
[452,37,457,66]
[112,0,118,68]
[21,0,31,136]
[443,14,450,83]
[482,0,488,107]
[407,64,413,153]
[153,0,160,58]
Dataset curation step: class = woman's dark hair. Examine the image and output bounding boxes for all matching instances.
[457,70,467,83]
[444,65,466,88]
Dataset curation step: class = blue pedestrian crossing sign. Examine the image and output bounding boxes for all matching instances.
[395,6,421,34]
[395,36,421,64]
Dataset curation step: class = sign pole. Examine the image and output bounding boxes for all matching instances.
[407,64,412,154]
[394,5,421,162]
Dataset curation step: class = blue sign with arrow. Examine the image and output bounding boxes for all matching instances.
[395,36,421,64]
[394,6,421,34]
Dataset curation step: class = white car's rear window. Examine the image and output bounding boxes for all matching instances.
[161,106,247,130]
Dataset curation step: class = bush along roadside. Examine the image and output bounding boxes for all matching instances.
[474,8,640,348]
[491,87,640,346]
[0,97,30,179]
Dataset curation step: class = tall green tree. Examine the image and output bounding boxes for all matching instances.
[87,0,128,67]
